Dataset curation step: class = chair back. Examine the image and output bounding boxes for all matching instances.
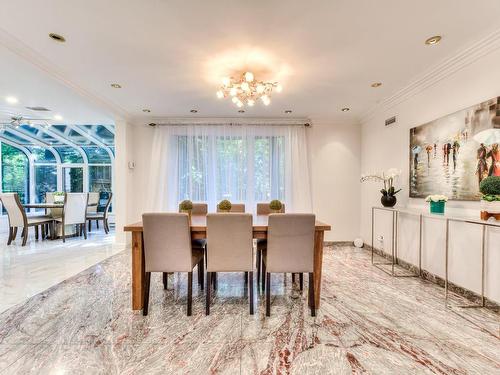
[142,213,193,272]
[63,193,88,225]
[87,192,100,214]
[266,214,315,273]
[256,202,286,215]
[0,193,26,227]
[46,192,63,218]
[178,202,207,215]
[217,203,245,212]
[102,193,113,216]
[206,213,253,272]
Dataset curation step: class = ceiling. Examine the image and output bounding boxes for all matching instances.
[1,0,500,124]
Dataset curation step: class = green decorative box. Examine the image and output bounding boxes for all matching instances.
[430,201,446,214]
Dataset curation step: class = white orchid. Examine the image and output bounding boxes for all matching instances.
[425,195,448,202]
[360,168,402,196]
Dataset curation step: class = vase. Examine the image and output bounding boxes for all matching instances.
[430,201,445,214]
[480,200,500,220]
[381,195,397,207]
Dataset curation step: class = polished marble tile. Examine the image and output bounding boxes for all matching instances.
[0,245,498,374]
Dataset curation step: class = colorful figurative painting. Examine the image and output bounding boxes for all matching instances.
[409,96,500,200]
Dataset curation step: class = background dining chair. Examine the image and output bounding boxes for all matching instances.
[86,193,113,234]
[206,213,254,315]
[0,193,54,246]
[142,213,204,316]
[216,203,245,212]
[46,192,63,219]
[262,213,316,317]
[256,202,285,290]
[55,193,88,242]
[86,192,100,231]
[178,202,208,216]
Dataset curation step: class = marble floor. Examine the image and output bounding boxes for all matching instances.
[0,245,498,374]
[0,227,123,313]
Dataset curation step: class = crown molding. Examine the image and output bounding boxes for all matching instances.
[361,27,500,123]
[0,28,130,121]
[133,116,311,126]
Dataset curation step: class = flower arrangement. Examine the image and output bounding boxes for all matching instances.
[218,199,232,212]
[179,199,193,211]
[53,191,65,203]
[269,200,283,212]
[479,176,500,220]
[425,194,448,214]
[360,168,402,207]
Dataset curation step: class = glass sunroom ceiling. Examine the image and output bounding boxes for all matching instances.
[80,125,114,146]
[18,125,64,145]
[1,130,33,145]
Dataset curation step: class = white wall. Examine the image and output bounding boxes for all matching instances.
[360,47,500,303]
[123,121,361,242]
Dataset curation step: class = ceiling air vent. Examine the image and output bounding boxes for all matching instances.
[25,106,51,112]
[385,116,397,126]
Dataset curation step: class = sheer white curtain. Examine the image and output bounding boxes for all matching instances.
[147,123,312,213]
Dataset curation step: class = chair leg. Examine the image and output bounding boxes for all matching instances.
[206,271,211,315]
[266,272,271,317]
[35,226,39,240]
[249,271,254,315]
[244,271,248,285]
[7,227,13,245]
[106,219,110,232]
[104,219,109,234]
[292,273,296,283]
[96,220,99,229]
[62,224,65,243]
[213,272,217,291]
[22,226,28,246]
[41,225,45,240]
[21,227,26,238]
[143,272,151,316]
[299,273,304,291]
[88,220,92,232]
[199,259,204,291]
[261,259,266,292]
[187,272,193,316]
[309,272,316,317]
[256,249,261,288]
[163,272,168,289]
[83,222,87,240]
[12,227,18,240]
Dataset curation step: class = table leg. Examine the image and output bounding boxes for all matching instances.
[132,231,145,310]
[312,230,325,308]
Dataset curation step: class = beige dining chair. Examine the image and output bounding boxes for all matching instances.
[262,214,316,317]
[216,203,245,212]
[142,213,204,316]
[206,213,254,315]
[256,202,285,290]
[86,192,100,230]
[55,193,88,242]
[46,192,63,218]
[178,202,208,216]
[86,193,113,233]
[0,193,54,246]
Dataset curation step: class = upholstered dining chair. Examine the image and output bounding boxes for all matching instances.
[0,193,54,246]
[262,213,316,317]
[55,193,88,242]
[46,192,63,219]
[216,203,246,212]
[178,202,208,216]
[255,202,285,290]
[86,193,113,233]
[205,213,254,315]
[142,213,205,316]
[86,192,100,230]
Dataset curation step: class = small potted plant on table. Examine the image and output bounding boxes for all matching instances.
[218,199,232,213]
[179,199,193,222]
[425,195,448,214]
[269,200,283,213]
[53,192,65,203]
[479,176,500,220]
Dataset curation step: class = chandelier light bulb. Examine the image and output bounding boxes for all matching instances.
[232,96,239,103]
[256,84,265,94]
[275,84,283,93]
[230,87,238,96]
[216,90,224,99]
[244,71,254,82]
[236,101,244,108]
[222,77,230,86]
[241,82,250,92]
[247,99,255,106]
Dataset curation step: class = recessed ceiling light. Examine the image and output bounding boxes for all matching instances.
[425,35,442,45]
[49,33,66,43]
[284,110,292,114]
[341,107,350,112]
[53,114,63,121]
[142,109,151,113]
[5,96,18,104]
[190,109,198,113]
[371,82,382,88]
[110,83,122,89]
[238,110,245,113]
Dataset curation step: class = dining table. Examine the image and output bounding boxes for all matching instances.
[23,202,98,209]
[124,214,331,310]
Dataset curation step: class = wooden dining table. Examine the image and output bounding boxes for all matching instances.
[124,214,331,310]
[23,202,98,209]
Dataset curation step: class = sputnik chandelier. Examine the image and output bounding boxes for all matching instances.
[216,71,282,108]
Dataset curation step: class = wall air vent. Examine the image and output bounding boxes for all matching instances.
[385,116,397,126]
[25,106,51,111]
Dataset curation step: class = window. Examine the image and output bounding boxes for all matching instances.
[89,165,112,193]
[63,167,84,192]
[1,143,29,204]
[56,147,84,163]
[34,165,57,203]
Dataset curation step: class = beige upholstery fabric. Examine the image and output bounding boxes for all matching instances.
[59,193,88,225]
[178,203,208,215]
[256,203,285,215]
[87,192,100,214]
[266,214,315,273]
[46,192,63,218]
[206,213,253,272]
[0,193,25,227]
[216,203,245,212]
[143,213,202,272]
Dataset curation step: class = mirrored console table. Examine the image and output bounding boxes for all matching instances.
[371,206,500,309]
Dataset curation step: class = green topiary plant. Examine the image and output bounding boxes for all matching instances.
[269,200,283,212]
[53,191,65,197]
[479,176,500,201]
[218,199,232,212]
[179,199,193,211]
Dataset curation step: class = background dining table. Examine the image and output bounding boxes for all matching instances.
[23,202,98,209]
[124,214,331,310]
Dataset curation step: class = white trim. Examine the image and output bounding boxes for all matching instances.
[5,127,62,164]
[361,27,500,122]
[148,117,311,126]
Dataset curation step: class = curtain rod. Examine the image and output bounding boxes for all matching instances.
[146,117,311,127]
